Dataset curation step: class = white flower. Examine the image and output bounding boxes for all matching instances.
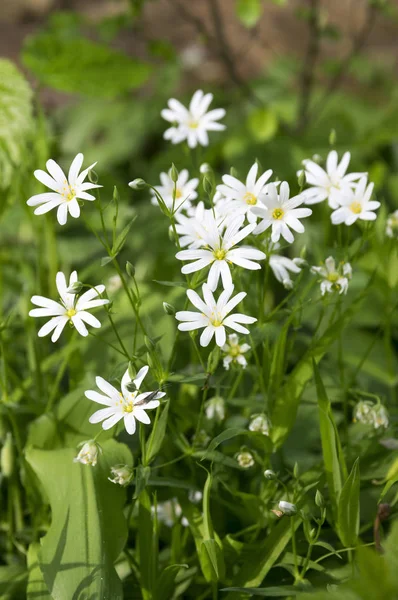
[108,465,134,486]
[216,163,273,222]
[278,500,297,516]
[236,451,255,468]
[205,396,225,421]
[301,150,363,209]
[269,253,305,289]
[175,214,266,291]
[29,271,109,342]
[27,153,101,226]
[175,284,257,347]
[156,499,188,527]
[151,169,199,213]
[86,366,165,435]
[353,401,389,430]
[161,89,226,148]
[373,405,389,429]
[331,176,380,226]
[386,210,398,238]
[251,182,312,244]
[107,275,122,294]
[175,202,208,248]
[311,257,352,296]
[221,333,250,370]
[74,441,101,467]
[264,469,276,480]
[248,414,270,436]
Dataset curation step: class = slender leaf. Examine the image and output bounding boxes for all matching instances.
[146,401,170,464]
[338,458,360,547]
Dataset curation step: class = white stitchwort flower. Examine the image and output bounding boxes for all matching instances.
[216,163,273,223]
[269,251,305,289]
[249,414,270,436]
[175,202,207,248]
[222,333,250,370]
[330,176,380,226]
[176,214,266,291]
[205,396,225,422]
[353,400,389,430]
[86,366,165,435]
[278,500,297,516]
[27,153,101,226]
[108,465,134,486]
[29,271,109,342]
[151,169,199,213]
[301,150,363,209]
[236,451,255,469]
[175,284,257,347]
[252,182,312,244]
[161,89,226,148]
[386,210,398,238]
[311,257,352,296]
[74,441,101,467]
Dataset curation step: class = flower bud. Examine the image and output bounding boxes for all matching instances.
[108,464,134,486]
[315,489,325,508]
[128,361,137,380]
[329,128,336,146]
[73,440,101,467]
[1,433,14,478]
[163,302,175,316]
[128,178,146,190]
[278,500,297,516]
[293,462,300,479]
[297,169,306,190]
[264,469,276,480]
[200,163,211,174]
[67,281,84,294]
[229,167,238,178]
[126,261,135,278]
[249,414,270,436]
[236,451,255,469]
[205,396,225,422]
[170,163,179,183]
[202,174,213,197]
[113,186,120,203]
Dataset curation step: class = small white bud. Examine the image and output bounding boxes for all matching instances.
[108,465,133,486]
[249,414,270,436]
[278,500,297,516]
[73,440,101,467]
[264,469,276,480]
[200,163,211,174]
[128,178,146,190]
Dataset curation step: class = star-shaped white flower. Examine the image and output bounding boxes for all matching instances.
[175,202,226,249]
[330,176,380,226]
[251,182,312,244]
[176,213,266,291]
[301,150,363,209]
[27,153,101,226]
[269,250,305,289]
[161,89,226,148]
[221,333,250,370]
[86,366,165,435]
[175,283,256,347]
[216,163,273,223]
[29,271,109,342]
[311,256,352,296]
[150,169,199,213]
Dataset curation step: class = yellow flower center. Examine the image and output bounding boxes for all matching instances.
[229,346,240,357]
[175,189,182,198]
[272,208,284,220]
[214,248,226,260]
[244,192,257,205]
[188,120,199,129]
[62,181,76,202]
[327,272,339,283]
[124,402,134,413]
[66,308,76,318]
[350,201,362,214]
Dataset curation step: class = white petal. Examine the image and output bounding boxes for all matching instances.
[124,413,136,434]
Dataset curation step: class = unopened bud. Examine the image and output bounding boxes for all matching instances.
[293,462,300,478]
[67,281,84,294]
[298,170,306,190]
[109,464,134,486]
[128,361,137,380]
[113,186,120,203]
[126,261,135,278]
[229,167,238,178]
[170,163,179,183]
[73,440,101,467]
[329,128,336,146]
[278,500,297,516]
[315,489,325,508]
[202,174,213,197]
[163,301,175,316]
[249,414,270,436]
[200,163,211,174]
[1,433,14,478]
[128,178,146,190]
[264,469,276,480]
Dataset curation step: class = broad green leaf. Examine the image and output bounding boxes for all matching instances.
[146,400,169,464]
[153,564,188,600]
[27,543,51,599]
[22,33,151,97]
[0,59,33,189]
[338,458,360,548]
[138,489,156,600]
[224,516,301,596]
[271,293,367,447]
[26,440,132,599]
[314,361,346,521]
[236,0,263,28]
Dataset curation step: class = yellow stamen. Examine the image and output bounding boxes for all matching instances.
[214,249,226,260]
[124,401,134,413]
[66,308,76,318]
[272,208,284,220]
[189,120,199,129]
[244,192,257,205]
[175,189,182,198]
[350,201,362,214]
[327,273,339,283]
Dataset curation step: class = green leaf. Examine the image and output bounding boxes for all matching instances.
[101,256,114,266]
[25,440,132,599]
[27,543,51,599]
[236,0,263,28]
[138,489,156,600]
[0,59,33,189]
[338,458,360,547]
[314,361,347,522]
[200,539,223,582]
[248,107,278,142]
[153,280,188,288]
[202,428,247,459]
[111,216,137,256]
[221,586,308,596]
[22,33,151,97]
[134,465,151,498]
[153,564,188,600]
[146,401,169,464]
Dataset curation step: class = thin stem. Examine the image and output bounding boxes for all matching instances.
[296,0,321,131]
[107,312,130,359]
